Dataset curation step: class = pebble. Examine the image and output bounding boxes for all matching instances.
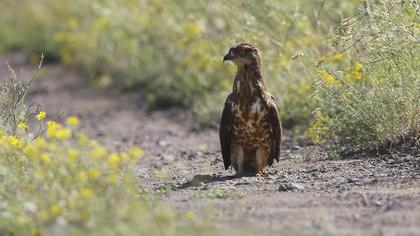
[278,182,305,192]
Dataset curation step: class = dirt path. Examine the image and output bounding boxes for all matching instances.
[1,54,419,236]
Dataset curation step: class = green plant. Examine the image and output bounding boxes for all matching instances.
[0,63,217,235]
[0,0,362,128]
[308,0,419,153]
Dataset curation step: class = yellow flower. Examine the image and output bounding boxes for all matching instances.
[89,146,107,158]
[88,168,101,179]
[50,204,62,216]
[319,70,338,86]
[331,52,344,62]
[8,135,22,147]
[55,128,72,140]
[41,153,51,163]
[184,22,202,37]
[129,146,144,159]
[47,121,57,127]
[184,210,195,220]
[107,153,121,167]
[46,121,59,138]
[332,53,344,61]
[78,171,88,182]
[46,121,71,140]
[353,62,363,80]
[67,148,79,160]
[18,122,29,131]
[66,116,80,127]
[35,138,46,148]
[80,187,94,198]
[67,17,79,29]
[36,111,47,120]
[354,62,363,71]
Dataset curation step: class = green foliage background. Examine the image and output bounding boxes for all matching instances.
[0,0,359,125]
[0,0,418,149]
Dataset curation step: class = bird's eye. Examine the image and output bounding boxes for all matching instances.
[240,51,245,56]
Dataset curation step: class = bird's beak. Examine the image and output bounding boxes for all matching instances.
[223,53,234,62]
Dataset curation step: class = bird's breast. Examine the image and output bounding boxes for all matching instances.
[230,100,271,147]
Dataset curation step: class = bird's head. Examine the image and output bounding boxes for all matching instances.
[223,43,261,68]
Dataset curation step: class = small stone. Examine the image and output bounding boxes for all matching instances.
[278,182,304,192]
[311,172,319,177]
[347,177,358,183]
[373,201,382,207]
[158,140,168,146]
[292,145,301,150]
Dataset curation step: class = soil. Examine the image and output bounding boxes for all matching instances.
[1,53,419,236]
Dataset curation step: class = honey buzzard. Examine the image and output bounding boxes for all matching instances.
[219,43,282,176]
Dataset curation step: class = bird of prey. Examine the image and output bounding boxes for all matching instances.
[219,43,282,176]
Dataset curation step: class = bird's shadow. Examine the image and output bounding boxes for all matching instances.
[176,174,236,190]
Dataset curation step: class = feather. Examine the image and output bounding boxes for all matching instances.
[267,97,282,165]
[219,95,233,170]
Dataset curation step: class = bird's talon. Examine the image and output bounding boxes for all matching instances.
[258,170,268,177]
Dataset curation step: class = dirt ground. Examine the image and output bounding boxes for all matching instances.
[1,54,419,236]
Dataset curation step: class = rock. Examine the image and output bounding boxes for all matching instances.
[347,177,359,183]
[158,140,168,146]
[234,177,254,186]
[278,182,304,192]
[311,172,319,177]
[292,145,301,150]
[373,200,382,207]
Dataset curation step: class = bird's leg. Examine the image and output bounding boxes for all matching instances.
[257,170,268,177]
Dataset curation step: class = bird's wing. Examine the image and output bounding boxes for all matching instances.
[219,95,234,170]
[267,96,282,165]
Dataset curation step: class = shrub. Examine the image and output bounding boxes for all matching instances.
[0,63,215,235]
[0,0,361,128]
[307,1,419,153]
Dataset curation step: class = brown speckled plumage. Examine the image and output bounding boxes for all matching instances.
[220,43,282,176]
